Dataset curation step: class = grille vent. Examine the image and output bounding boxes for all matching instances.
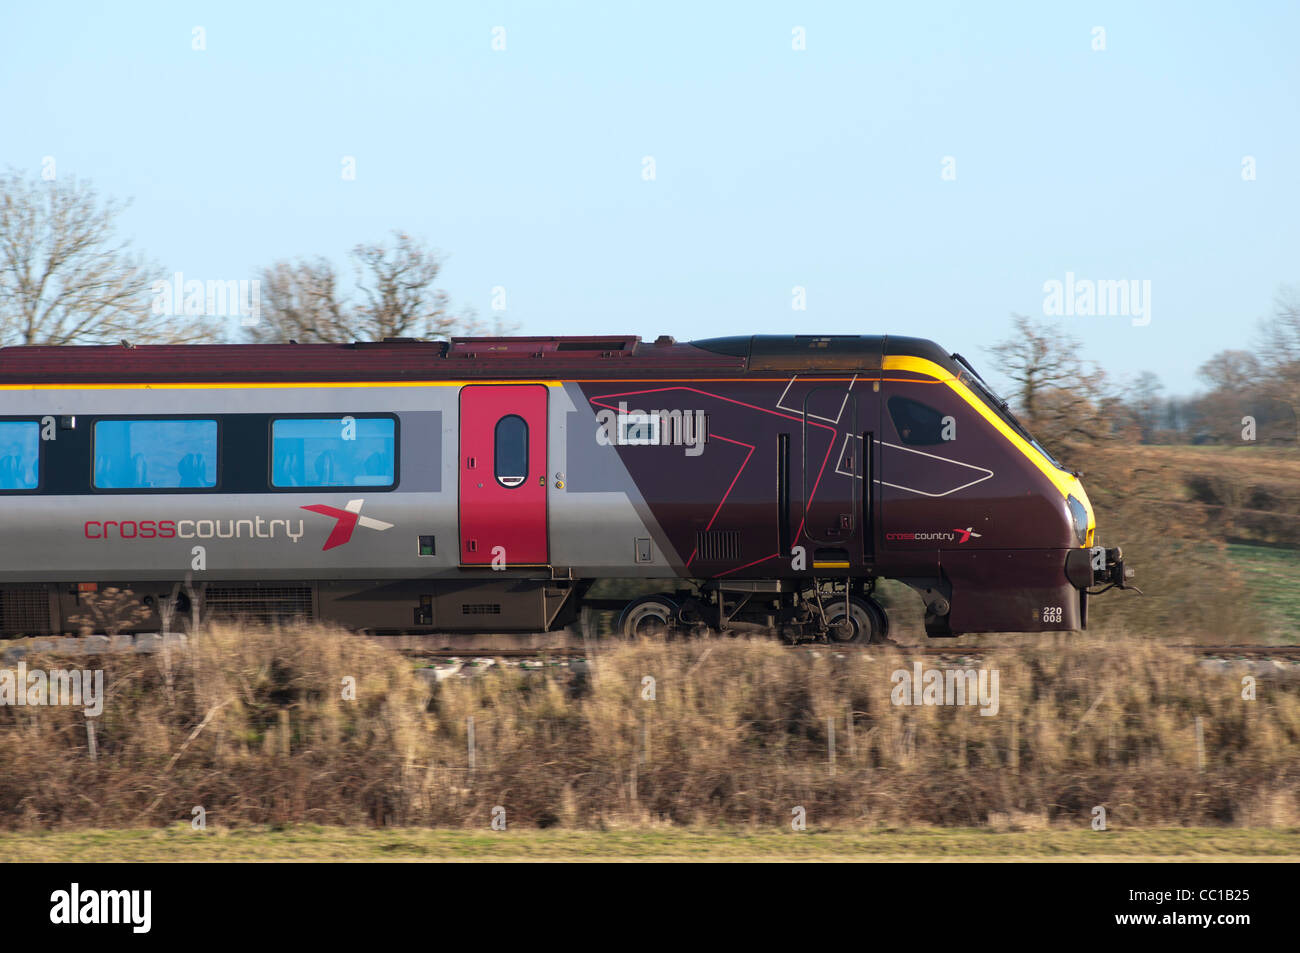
[0,589,50,633]
[461,603,502,615]
[205,587,314,624]
[695,530,741,561]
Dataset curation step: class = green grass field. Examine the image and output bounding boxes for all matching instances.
[2,827,1297,862]
[1227,543,1300,641]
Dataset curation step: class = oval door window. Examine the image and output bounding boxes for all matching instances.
[494,414,528,487]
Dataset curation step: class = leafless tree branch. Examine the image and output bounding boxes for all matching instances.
[0,170,210,345]
[248,230,498,343]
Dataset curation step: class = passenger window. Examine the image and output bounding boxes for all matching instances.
[887,396,948,446]
[0,421,39,490]
[94,420,217,489]
[271,417,395,488]
[494,415,528,487]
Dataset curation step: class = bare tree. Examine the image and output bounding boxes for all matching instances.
[1256,283,1300,402]
[1129,370,1164,443]
[986,314,1077,425]
[1197,349,1261,394]
[0,170,205,345]
[985,314,1111,448]
[255,257,351,343]
[248,231,489,343]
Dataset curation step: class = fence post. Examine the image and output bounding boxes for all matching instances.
[1195,716,1206,773]
[827,717,836,777]
[279,709,291,758]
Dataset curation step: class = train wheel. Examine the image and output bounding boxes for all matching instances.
[823,595,890,644]
[617,594,680,639]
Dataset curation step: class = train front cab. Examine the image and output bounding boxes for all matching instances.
[874,349,1130,636]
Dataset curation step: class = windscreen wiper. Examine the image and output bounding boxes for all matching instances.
[951,352,1010,410]
[950,351,1073,472]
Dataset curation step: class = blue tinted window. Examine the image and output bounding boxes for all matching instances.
[0,421,39,490]
[271,417,395,487]
[94,420,217,489]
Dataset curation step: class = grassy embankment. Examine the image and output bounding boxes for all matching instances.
[3,826,1297,862]
[1,623,1297,837]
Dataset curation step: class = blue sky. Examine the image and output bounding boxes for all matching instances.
[2,1,1297,394]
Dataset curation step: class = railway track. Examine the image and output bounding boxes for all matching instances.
[393,639,1300,661]
[398,639,1300,686]
[3,632,1298,664]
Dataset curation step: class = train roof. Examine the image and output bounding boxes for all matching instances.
[0,334,963,384]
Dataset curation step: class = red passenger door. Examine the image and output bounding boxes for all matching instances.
[459,385,549,565]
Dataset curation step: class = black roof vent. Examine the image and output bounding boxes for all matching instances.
[692,335,885,371]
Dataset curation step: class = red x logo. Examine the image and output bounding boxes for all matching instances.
[301,499,394,550]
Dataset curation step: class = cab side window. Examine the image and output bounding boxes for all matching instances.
[887,396,948,446]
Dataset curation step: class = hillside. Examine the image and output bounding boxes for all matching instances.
[1054,443,1300,641]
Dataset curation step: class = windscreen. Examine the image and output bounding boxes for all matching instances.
[950,353,1070,471]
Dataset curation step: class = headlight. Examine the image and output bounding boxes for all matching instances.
[1066,494,1089,546]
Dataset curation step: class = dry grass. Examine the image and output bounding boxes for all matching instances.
[1,624,1298,831]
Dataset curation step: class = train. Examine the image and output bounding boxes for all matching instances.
[0,333,1133,642]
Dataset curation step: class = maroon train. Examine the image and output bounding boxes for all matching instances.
[0,333,1131,641]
